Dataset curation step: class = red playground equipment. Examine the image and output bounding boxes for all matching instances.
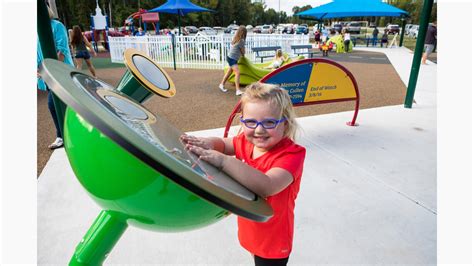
[124,9,160,35]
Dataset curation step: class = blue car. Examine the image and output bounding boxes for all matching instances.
[296,26,309,34]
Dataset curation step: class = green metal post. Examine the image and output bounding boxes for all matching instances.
[69,210,128,266]
[37,0,67,137]
[399,18,406,47]
[172,34,177,70]
[404,0,434,108]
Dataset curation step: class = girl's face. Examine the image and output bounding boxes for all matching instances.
[241,99,286,153]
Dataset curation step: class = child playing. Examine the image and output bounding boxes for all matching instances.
[265,49,288,69]
[70,25,97,77]
[381,31,389,48]
[219,25,247,95]
[181,82,306,266]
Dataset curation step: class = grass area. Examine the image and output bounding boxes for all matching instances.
[401,37,417,51]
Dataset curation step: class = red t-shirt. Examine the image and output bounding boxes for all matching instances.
[233,133,306,259]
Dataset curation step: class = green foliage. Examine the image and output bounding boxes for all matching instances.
[53,0,436,31]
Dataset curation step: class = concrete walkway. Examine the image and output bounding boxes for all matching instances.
[38,46,437,265]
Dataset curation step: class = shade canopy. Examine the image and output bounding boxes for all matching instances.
[297,0,408,20]
[149,0,214,16]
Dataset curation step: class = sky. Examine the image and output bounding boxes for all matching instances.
[263,0,332,16]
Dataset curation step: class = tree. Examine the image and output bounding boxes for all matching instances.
[291,5,312,24]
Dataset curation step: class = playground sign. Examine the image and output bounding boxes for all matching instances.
[261,58,358,105]
[261,58,360,126]
[223,58,360,137]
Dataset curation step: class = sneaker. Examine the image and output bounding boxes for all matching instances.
[219,84,227,92]
[236,89,244,96]
[48,137,64,150]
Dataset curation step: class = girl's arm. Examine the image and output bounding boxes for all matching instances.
[240,47,245,57]
[187,146,293,197]
[83,35,97,56]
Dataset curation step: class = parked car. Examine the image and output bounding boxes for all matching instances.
[224,24,239,33]
[295,25,309,34]
[253,25,263,33]
[345,22,361,34]
[246,25,253,31]
[404,23,414,34]
[185,26,199,34]
[282,25,294,34]
[276,24,286,33]
[385,24,400,34]
[331,23,343,33]
[408,25,419,38]
[198,27,217,35]
[261,24,273,34]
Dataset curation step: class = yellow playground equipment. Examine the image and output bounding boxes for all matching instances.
[226,55,304,86]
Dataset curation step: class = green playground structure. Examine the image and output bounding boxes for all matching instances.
[226,55,304,86]
[328,35,354,53]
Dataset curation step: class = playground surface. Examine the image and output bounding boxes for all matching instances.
[37,50,408,176]
[38,46,436,264]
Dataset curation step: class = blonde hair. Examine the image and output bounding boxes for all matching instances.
[276,49,283,58]
[231,25,247,45]
[241,82,299,140]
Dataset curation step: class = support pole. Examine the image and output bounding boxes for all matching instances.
[172,34,177,70]
[399,18,406,47]
[404,0,434,108]
[69,210,128,266]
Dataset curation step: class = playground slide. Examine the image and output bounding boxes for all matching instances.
[226,55,304,86]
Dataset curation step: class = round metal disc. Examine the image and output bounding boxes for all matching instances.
[123,48,176,98]
[39,59,273,222]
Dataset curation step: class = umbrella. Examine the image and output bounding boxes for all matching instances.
[297,0,408,20]
[149,0,214,35]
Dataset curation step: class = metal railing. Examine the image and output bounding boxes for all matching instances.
[108,34,310,69]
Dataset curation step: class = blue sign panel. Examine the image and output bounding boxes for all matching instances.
[263,63,314,104]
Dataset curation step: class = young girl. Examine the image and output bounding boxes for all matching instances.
[343,29,351,53]
[381,31,389,48]
[265,49,287,69]
[70,25,97,77]
[219,25,247,95]
[181,82,306,266]
[314,29,321,45]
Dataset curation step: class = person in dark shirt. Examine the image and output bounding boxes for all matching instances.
[372,27,379,46]
[422,21,437,65]
[381,31,388,48]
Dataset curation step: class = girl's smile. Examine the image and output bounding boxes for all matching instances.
[242,100,286,154]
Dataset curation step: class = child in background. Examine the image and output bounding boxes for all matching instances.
[70,25,97,77]
[343,29,351,53]
[219,25,247,95]
[181,82,306,266]
[381,31,389,48]
[265,49,288,69]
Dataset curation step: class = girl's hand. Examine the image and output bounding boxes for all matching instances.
[187,145,226,169]
[180,134,214,150]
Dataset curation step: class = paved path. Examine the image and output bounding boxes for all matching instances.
[38,46,437,265]
[319,50,392,64]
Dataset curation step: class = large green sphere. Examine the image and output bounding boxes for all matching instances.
[64,107,229,232]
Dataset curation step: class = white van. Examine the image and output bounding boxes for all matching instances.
[408,25,419,38]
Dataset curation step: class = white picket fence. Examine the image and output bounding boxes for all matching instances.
[108,34,310,69]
